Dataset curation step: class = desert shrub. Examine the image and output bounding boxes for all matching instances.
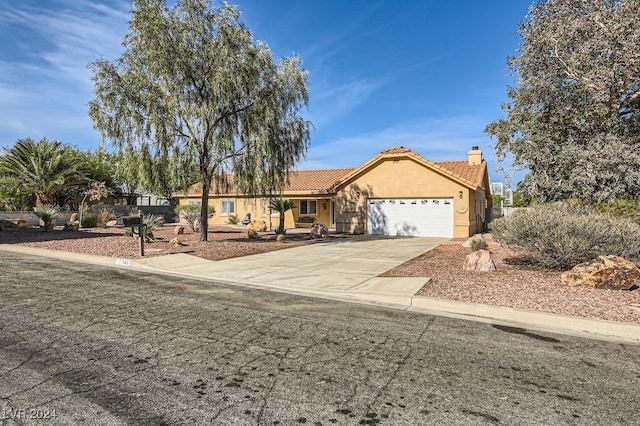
[470,235,488,251]
[490,204,640,269]
[561,198,640,223]
[591,199,640,223]
[227,214,239,225]
[82,213,99,228]
[123,214,164,240]
[97,208,116,227]
[176,204,215,232]
[143,214,165,233]
[34,204,61,229]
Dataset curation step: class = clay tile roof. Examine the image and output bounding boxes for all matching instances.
[434,160,486,189]
[380,146,413,155]
[181,168,355,196]
[179,148,487,197]
[285,168,356,191]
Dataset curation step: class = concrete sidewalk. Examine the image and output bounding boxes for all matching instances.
[1,240,639,345]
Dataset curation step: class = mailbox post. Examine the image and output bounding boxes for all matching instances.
[123,215,145,256]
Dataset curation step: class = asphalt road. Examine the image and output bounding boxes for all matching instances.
[0,251,639,425]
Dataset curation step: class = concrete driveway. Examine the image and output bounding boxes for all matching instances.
[135,236,448,303]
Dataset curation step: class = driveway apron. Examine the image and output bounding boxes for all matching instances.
[135,236,448,298]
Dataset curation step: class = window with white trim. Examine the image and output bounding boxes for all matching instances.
[299,200,317,215]
[221,200,235,215]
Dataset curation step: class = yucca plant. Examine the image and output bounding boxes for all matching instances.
[269,197,296,234]
[34,204,61,231]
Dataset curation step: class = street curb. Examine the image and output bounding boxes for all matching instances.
[409,296,640,345]
[1,244,639,345]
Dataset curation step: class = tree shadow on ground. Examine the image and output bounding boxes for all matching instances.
[0,227,122,244]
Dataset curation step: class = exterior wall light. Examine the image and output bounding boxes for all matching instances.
[459,191,463,199]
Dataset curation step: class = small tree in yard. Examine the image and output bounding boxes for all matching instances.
[89,0,311,242]
[269,197,296,234]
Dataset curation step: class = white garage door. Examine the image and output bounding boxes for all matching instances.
[367,198,454,238]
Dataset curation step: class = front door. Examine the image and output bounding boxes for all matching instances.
[330,199,336,229]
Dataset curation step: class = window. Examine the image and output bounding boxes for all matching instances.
[299,200,317,215]
[221,200,235,215]
[188,200,201,206]
[261,199,278,216]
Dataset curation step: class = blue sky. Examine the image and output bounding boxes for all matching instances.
[0,0,533,186]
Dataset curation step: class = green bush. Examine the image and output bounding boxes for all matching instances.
[490,204,640,269]
[592,199,640,222]
[82,213,98,228]
[470,235,489,251]
[176,204,215,232]
[227,214,239,225]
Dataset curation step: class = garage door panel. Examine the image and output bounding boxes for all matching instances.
[367,198,453,238]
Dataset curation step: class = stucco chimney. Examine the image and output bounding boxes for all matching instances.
[468,146,482,166]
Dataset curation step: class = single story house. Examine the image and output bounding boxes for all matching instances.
[177,146,491,238]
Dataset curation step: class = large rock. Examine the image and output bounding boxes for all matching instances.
[561,255,640,290]
[63,221,80,231]
[0,219,27,230]
[168,237,185,247]
[463,249,496,272]
[247,220,267,233]
[247,229,259,239]
[174,225,185,235]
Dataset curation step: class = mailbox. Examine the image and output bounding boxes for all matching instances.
[122,216,141,226]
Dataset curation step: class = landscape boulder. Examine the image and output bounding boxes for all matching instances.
[70,213,79,222]
[247,229,259,239]
[463,249,496,272]
[168,237,185,247]
[276,234,285,243]
[247,220,267,233]
[560,255,640,290]
[0,219,27,231]
[62,221,80,231]
[174,225,185,235]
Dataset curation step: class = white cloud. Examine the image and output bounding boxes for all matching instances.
[308,79,381,128]
[0,0,129,148]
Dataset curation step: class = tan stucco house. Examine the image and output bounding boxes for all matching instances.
[177,146,491,238]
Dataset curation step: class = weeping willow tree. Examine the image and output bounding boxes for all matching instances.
[89,0,311,241]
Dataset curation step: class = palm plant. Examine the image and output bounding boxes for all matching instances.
[0,138,85,206]
[269,197,296,234]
